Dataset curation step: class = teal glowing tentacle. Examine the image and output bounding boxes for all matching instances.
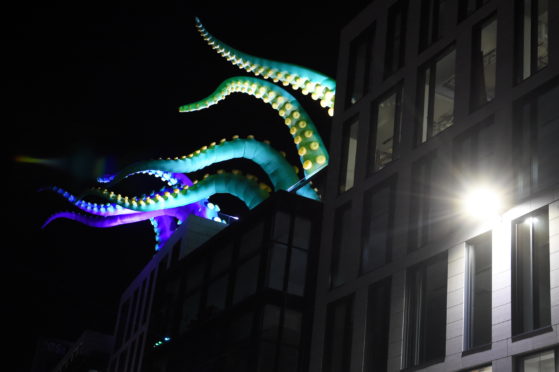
[195,18,336,116]
[100,137,317,199]
[94,172,270,212]
[179,77,329,179]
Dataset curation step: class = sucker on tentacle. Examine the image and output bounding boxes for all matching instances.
[92,171,271,212]
[195,17,336,116]
[179,77,329,179]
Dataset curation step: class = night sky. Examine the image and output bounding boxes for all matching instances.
[6,1,369,370]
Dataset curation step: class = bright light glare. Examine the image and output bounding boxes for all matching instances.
[462,187,502,220]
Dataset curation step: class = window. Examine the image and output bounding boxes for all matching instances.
[420,0,450,50]
[404,252,448,368]
[233,255,260,304]
[364,278,391,372]
[465,232,492,351]
[453,117,495,184]
[346,25,375,106]
[323,295,354,372]
[514,81,559,198]
[517,349,556,371]
[331,204,352,288]
[418,47,456,143]
[465,366,492,372]
[369,85,402,172]
[471,16,497,109]
[385,0,408,76]
[408,154,434,251]
[459,0,490,20]
[339,117,359,193]
[516,0,549,81]
[512,207,551,336]
[361,178,395,273]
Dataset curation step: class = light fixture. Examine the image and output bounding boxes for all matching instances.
[461,186,502,220]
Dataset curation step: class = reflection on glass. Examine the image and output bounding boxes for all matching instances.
[373,91,400,171]
[519,0,548,80]
[339,119,359,193]
[419,49,456,143]
[521,350,555,372]
[472,18,497,108]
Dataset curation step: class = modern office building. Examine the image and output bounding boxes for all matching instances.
[51,330,113,372]
[143,191,321,372]
[107,215,226,372]
[310,0,559,371]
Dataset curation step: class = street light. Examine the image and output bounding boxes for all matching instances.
[461,186,502,221]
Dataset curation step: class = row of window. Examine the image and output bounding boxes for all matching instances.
[325,206,553,371]
[341,0,550,193]
[332,77,559,286]
[346,0,548,109]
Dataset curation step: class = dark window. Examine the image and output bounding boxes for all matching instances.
[512,207,551,336]
[346,25,375,106]
[292,216,311,249]
[339,117,359,193]
[272,211,290,244]
[331,204,352,288]
[471,16,497,110]
[323,294,354,372]
[210,244,233,278]
[516,0,549,81]
[404,252,448,368]
[233,255,260,304]
[142,270,156,325]
[179,291,201,333]
[385,0,409,76]
[361,178,395,273]
[369,85,402,172]
[514,81,559,198]
[517,349,557,371]
[465,232,492,350]
[420,0,451,50]
[268,242,288,291]
[459,0,490,20]
[287,247,307,296]
[205,275,228,313]
[364,278,391,372]
[408,154,434,250]
[453,117,495,183]
[418,47,456,143]
[239,222,264,258]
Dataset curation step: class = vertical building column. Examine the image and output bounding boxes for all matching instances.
[445,243,466,371]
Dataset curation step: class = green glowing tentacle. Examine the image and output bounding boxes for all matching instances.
[195,18,336,116]
[179,77,329,179]
[105,137,319,200]
[96,172,270,211]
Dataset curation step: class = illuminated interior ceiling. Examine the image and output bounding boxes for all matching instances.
[44,18,336,251]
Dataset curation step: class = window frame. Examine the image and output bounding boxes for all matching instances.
[346,23,375,107]
[515,348,558,372]
[338,116,360,194]
[515,0,549,82]
[470,14,498,111]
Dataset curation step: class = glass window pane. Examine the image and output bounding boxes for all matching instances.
[272,211,290,243]
[268,243,287,290]
[433,49,456,136]
[239,222,264,259]
[373,91,399,171]
[537,0,549,70]
[347,25,374,106]
[361,184,392,273]
[282,309,302,346]
[323,295,353,372]
[185,263,205,292]
[472,18,497,108]
[331,204,352,288]
[339,119,359,193]
[180,291,200,333]
[287,248,307,296]
[210,244,233,278]
[233,255,260,304]
[261,305,281,341]
[205,276,228,314]
[292,216,311,249]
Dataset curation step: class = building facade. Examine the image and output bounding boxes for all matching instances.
[107,215,226,372]
[310,0,559,371]
[143,191,321,372]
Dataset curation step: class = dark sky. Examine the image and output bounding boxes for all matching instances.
[6,1,369,370]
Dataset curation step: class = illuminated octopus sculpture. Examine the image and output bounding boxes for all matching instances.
[43,18,336,251]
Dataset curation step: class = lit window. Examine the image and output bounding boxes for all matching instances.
[369,86,402,172]
[516,0,548,81]
[512,207,551,336]
[517,349,556,371]
[418,47,456,143]
[471,16,497,109]
[339,118,359,193]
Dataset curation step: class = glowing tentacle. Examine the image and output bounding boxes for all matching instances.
[98,137,319,200]
[179,77,329,178]
[95,172,270,212]
[45,186,137,216]
[195,18,336,116]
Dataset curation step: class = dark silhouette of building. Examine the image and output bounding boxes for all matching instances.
[143,191,321,372]
[310,1,559,372]
[51,331,113,372]
[30,337,72,372]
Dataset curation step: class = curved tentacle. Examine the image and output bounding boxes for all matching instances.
[45,186,137,216]
[179,78,329,179]
[98,169,192,188]
[93,172,271,212]
[195,18,336,116]
[97,136,319,200]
